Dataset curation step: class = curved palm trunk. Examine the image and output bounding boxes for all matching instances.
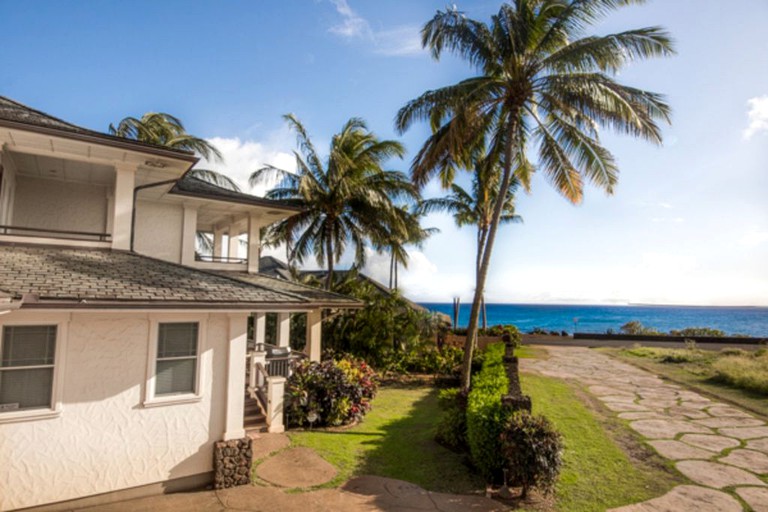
[460,125,517,392]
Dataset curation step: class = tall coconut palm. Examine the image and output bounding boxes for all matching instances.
[396,1,674,390]
[251,114,416,289]
[373,206,437,290]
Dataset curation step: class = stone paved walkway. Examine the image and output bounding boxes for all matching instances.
[522,346,768,511]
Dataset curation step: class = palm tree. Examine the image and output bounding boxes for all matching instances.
[109,112,223,162]
[373,206,437,289]
[251,114,417,289]
[397,1,674,390]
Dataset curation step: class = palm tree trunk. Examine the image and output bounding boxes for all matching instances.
[325,237,334,290]
[460,125,517,392]
[394,259,399,289]
[389,252,395,289]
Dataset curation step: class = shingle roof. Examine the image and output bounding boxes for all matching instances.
[170,175,302,211]
[0,244,319,309]
[215,270,361,307]
[0,95,197,160]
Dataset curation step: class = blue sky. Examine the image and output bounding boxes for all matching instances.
[2,1,767,305]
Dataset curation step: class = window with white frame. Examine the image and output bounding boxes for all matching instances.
[155,322,199,396]
[0,325,57,412]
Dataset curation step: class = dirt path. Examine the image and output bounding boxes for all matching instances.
[522,346,768,511]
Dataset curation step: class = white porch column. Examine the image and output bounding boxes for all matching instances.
[228,230,240,260]
[266,376,286,433]
[247,213,261,274]
[224,313,248,441]
[213,226,225,258]
[253,312,266,349]
[180,204,198,265]
[306,309,322,362]
[112,163,136,250]
[276,313,291,348]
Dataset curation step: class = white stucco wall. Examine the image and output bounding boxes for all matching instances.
[0,311,231,511]
[12,175,108,233]
[134,200,184,263]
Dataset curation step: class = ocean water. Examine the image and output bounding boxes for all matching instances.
[420,303,768,337]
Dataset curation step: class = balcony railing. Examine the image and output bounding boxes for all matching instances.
[0,225,111,242]
[194,254,246,264]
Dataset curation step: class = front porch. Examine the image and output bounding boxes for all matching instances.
[234,311,324,436]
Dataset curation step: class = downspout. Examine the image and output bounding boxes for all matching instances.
[129,178,184,252]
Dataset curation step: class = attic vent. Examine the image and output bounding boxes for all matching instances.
[144,159,169,169]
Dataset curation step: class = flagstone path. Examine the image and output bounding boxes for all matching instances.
[521,346,768,511]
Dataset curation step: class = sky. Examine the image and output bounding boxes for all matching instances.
[1,1,766,306]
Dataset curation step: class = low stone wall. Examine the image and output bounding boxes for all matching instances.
[444,334,503,350]
[213,438,252,489]
[502,338,531,413]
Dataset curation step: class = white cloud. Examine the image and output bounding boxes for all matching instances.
[743,95,768,139]
[328,1,424,57]
[199,133,296,196]
[328,0,372,38]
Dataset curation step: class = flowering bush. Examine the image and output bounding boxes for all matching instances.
[286,357,378,428]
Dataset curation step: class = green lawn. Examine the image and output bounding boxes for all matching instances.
[289,369,685,510]
[603,347,768,418]
[521,373,685,511]
[288,385,485,494]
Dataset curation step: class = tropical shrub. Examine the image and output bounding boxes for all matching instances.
[379,343,463,377]
[500,412,564,498]
[435,387,468,451]
[670,327,726,337]
[286,357,378,427]
[466,343,511,481]
[620,321,661,335]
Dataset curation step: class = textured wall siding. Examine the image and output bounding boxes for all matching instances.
[134,200,184,263]
[0,313,228,511]
[13,175,108,233]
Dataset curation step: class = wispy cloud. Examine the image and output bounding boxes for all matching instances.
[743,95,768,139]
[328,1,424,57]
[740,229,768,247]
[328,0,372,39]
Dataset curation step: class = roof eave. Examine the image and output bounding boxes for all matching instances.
[0,119,200,164]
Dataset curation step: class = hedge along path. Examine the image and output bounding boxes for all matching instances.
[522,346,768,512]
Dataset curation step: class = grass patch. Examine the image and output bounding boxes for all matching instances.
[521,373,684,512]
[517,345,548,359]
[605,347,768,418]
[288,385,484,494]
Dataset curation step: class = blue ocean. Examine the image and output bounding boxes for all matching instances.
[420,303,768,337]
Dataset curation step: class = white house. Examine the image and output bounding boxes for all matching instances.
[0,96,359,511]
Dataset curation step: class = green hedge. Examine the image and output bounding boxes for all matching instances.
[466,342,511,481]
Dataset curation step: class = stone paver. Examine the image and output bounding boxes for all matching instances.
[736,487,768,512]
[628,419,711,439]
[647,440,713,461]
[719,449,768,474]
[679,434,741,453]
[248,432,291,460]
[256,447,337,488]
[719,426,768,440]
[522,346,768,510]
[748,438,768,454]
[607,485,742,512]
[676,460,766,488]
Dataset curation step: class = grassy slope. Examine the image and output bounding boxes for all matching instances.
[521,373,684,512]
[603,347,768,419]
[288,385,485,493]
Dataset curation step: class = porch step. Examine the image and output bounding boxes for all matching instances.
[244,393,268,432]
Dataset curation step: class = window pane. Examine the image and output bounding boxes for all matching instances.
[2,326,56,367]
[156,359,196,395]
[0,368,54,410]
[157,323,198,359]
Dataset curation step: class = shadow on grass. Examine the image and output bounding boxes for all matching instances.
[353,387,485,495]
